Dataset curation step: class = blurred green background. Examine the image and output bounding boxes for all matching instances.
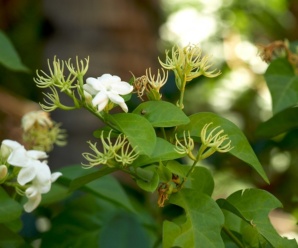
[1,0,298,237]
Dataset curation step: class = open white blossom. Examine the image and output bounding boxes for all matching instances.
[83,74,133,112]
[2,139,62,212]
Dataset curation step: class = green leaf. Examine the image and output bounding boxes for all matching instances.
[58,165,135,212]
[132,101,190,127]
[135,166,159,192]
[264,58,298,114]
[0,186,22,223]
[99,212,151,248]
[0,224,28,248]
[189,166,214,196]
[163,189,225,248]
[178,112,269,183]
[41,194,152,248]
[256,106,298,138]
[132,137,184,167]
[157,162,173,182]
[218,189,297,247]
[0,31,29,72]
[107,113,156,155]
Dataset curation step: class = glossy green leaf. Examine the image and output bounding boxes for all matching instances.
[264,58,298,114]
[132,137,184,167]
[163,189,225,248]
[0,187,22,223]
[256,106,298,137]
[58,165,135,212]
[135,166,159,192]
[218,189,297,247]
[107,113,156,155]
[178,112,269,183]
[132,101,190,127]
[0,31,29,72]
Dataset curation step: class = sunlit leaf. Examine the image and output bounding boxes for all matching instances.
[0,31,29,72]
[163,189,225,248]
[264,58,298,114]
[133,101,189,127]
[178,112,269,183]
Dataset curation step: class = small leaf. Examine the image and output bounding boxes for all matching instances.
[135,166,159,192]
[0,31,29,72]
[264,58,298,114]
[164,189,225,248]
[133,101,190,127]
[256,106,298,138]
[0,186,22,223]
[132,137,184,167]
[107,113,156,156]
[178,112,269,183]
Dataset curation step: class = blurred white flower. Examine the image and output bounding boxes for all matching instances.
[22,110,53,132]
[2,139,62,212]
[84,74,133,112]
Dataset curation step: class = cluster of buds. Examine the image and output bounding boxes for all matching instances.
[82,131,139,169]
[198,122,233,160]
[133,68,168,101]
[174,131,195,160]
[34,57,90,112]
[159,44,221,90]
[22,110,67,152]
[0,140,61,212]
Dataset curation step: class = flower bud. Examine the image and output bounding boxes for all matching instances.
[0,165,8,181]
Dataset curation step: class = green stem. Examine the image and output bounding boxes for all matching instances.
[222,226,244,248]
[161,127,167,141]
[177,74,187,110]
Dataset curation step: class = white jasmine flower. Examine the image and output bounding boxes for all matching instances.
[83,74,133,112]
[22,161,61,213]
[2,139,62,212]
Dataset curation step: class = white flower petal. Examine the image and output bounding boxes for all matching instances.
[17,166,37,185]
[35,162,52,184]
[83,84,98,95]
[7,147,29,167]
[27,150,48,160]
[97,98,109,112]
[108,92,125,105]
[111,82,133,95]
[86,77,105,91]
[2,139,22,150]
[51,172,62,182]
[24,187,42,213]
[118,102,129,112]
[92,91,108,106]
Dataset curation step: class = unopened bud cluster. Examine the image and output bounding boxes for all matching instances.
[82,131,139,169]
